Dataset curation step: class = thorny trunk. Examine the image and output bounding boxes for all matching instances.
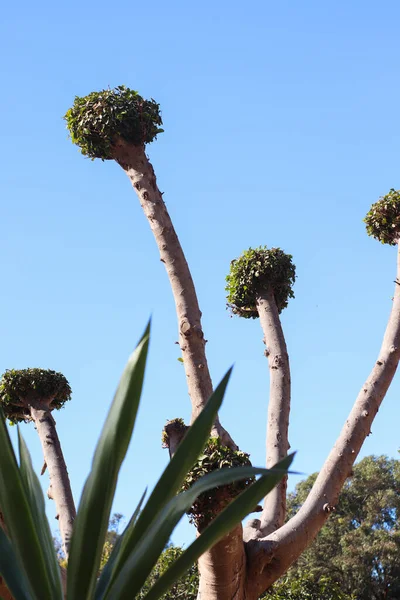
[30,407,76,558]
[243,243,400,599]
[256,290,290,535]
[112,138,236,450]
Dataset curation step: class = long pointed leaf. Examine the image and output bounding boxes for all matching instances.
[0,409,54,600]
[143,454,295,600]
[66,324,150,600]
[18,431,63,599]
[0,527,33,600]
[95,488,147,599]
[106,457,294,599]
[100,369,232,596]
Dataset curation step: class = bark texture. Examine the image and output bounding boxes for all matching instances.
[256,290,290,535]
[197,525,246,600]
[112,139,236,449]
[244,244,400,598]
[30,407,76,557]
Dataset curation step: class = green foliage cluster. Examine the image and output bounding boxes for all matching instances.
[264,574,353,600]
[286,455,400,600]
[181,438,254,528]
[0,368,71,423]
[137,546,198,599]
[226,247,296,318]
[64,86,163,160]
[364,188,400,245]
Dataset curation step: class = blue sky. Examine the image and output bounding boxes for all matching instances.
[2,0,400,546]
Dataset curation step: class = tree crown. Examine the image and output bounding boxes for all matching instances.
[64,85,163,160]
[225,246,296,318]
[0,368,71,423]
[364,188,400,245]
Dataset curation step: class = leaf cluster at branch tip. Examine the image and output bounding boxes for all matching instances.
[181,437,254,529]
[225,246,296,318]
[0,368,71,423]
[364,189,400,245]
[64,85,163,160]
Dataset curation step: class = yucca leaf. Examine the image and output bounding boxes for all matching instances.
[99,369,232,597]
[105,456,293,599]
[95,488,147,599]
[66,323,150,600]
[0,527,33,600]
[143,453,295,600]
[17,431,63,599]
[0,410,54,600]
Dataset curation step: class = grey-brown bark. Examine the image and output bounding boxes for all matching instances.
[256,289,290,535]
[243,243,400,598]
[111,138,236,450]
[197,525,246,600]
[30,407,76,557]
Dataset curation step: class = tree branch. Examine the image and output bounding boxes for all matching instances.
[30,408,76,558]
[255,289,291,535]
[245,244,400,598]
[111,138,236,449]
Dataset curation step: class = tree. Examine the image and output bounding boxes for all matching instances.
[285,455,400,600]
[0,328,290,599]
[0,369,75,557]
[63,85,400,599]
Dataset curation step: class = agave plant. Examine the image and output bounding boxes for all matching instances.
[0,323,293,600]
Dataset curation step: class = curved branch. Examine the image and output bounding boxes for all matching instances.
[255,289,291,535]
[246,244,400,598]
[111,139,236,449]
[30,408,76,558]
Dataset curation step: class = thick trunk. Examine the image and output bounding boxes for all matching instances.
[197,525,246,600]
[256,290,290,535]
[111,139,236,449]
[30,407,76,557]
[245,244,400,598]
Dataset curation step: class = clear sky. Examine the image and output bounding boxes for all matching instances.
[2,0,400,546]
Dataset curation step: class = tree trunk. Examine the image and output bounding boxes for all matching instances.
[197,525,246,600]
[256,290,290,535]
[111,138,236,449]
[30,407,76,558]
[244,243,400,599]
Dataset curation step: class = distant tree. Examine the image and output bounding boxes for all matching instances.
[286,456,400,600]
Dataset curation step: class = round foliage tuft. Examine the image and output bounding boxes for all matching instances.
[0,368,72,423]
[64,85,164,160]
[364,189,400,245]
[181,437,254,529]
[226,246,296,318]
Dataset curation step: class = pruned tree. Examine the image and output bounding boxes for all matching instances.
[61,87,400,599]
[0,369,76,557]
